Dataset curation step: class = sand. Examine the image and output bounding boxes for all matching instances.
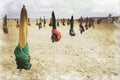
[0,19,120,80]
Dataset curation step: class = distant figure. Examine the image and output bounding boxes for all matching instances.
[51,11,61,42]
[97,19,99,24]
[69,15,76,36]
[36,19,38,25]
[85,23,88,30]
[38,22,42,30]
[67,18,70,25]
[16,19,20,28]
[97,19,101,24]
[62,18,65,26]
[85,17,88,30]
[88,18,92,28]
[49,17,52,27]
[3,15,8,34]
[80,16,83,23]
[111,17,114,23]
[61,19,62,24]
[43,16,46,27]
[38,17,42,29]
[79,22,85,34]
[91,19,95,28]
[57,19,59,27]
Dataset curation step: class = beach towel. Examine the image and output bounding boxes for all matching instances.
[69,28,75,36]
[51,29,61,42]
[79,23,85,34]
[3,26,8,34]
[14,43,31,70]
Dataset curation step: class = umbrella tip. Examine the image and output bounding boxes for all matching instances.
[52,11,54,15]
[23,4,25,8]
[52,11,55,17]
[71,15,73,19]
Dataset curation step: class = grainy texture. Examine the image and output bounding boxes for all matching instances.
[0,19,120,80]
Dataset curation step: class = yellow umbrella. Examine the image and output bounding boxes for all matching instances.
[14,5,31,70]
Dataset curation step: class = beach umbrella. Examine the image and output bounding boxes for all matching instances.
[38,17,42,29]
[14,5,31,71]
[28,18,31,25]
[3,15,8,34]
[85,17,89,30]
[3,15,7,26]
[51,11,61,42]
[17,19,19,24]
[91,19,95,28]
[52,11,56,29]
[85,23,88,30]
[88,18,92,28]
[79,22,85,34]
[62,18,65,26]
[43,16,46,27]
[80,16,83,23]
[36,19,38,25]
[67,18,70,25]
[16,19,20,28]
[69,15,76,36]
[57,20,59,27]
[49,17,52,27]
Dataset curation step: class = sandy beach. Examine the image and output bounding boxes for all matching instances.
[0,19,120,80]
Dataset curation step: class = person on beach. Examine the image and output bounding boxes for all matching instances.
[69,15,76,36]
[51,11,61,42]
[3,15,8,34]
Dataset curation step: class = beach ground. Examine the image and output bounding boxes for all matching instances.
[0,19,120,80]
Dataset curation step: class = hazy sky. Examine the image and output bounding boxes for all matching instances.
[0,0,120,18]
